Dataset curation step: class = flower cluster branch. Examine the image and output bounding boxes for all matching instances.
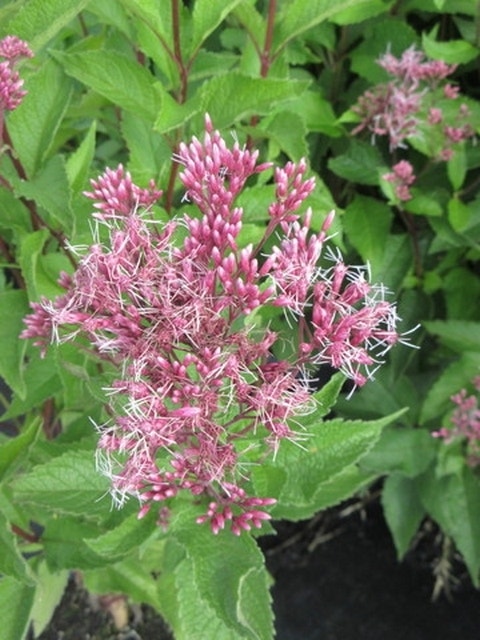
[23,116,409,534]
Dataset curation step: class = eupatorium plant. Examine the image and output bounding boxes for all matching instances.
[22,116,406,535]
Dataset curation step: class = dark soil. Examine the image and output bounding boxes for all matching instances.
[33,498,480,640]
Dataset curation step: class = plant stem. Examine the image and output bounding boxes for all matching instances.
[2,124,77,269]
[11,523,40,543]
[0,234,25,288]
[261,0,277,78]
[172,0,188,103]
[398,208,423,279]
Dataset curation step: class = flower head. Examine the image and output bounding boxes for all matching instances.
[23,116,410,533]
[0,35,32,112]
[433,377,480,467]
[383,160,416,202]
[352,46,472,158]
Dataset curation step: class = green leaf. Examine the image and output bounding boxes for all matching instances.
[123,111,172,182]
[307,372,346,421]
[377,233,412,292]
[424,320,480,353]
[335,368,417,427]
[274,0,382,51]
[361,426,438,477]
[66,121,97,195]
[7,59,72,177]
[0,418,40,482]
[87,0,135,38]
[0,188,31,235]
[52,50,162,124]
[232,1,265,52]
[85,509,159,561]
[286,90,341,136]
[0,290,29,398]
[170,524,273,640]
[14,155,72,233]
[382,474,425,560]
[327,140,384,185]
[343,195,392,279]
[404,189,444,217]
[448,198,471,232]
[154,92,200,134]
[2,350,60,421]
[277,463,378,515]
[444,268,480,321]
[17,229,50,300]
[43,516,116,571]
[257,111,308,161]
[420,353,480,425]
[199,73,310,129]
[190,0,244,58]
[419,466,480,586]
[13,449,110,518]
[447,146,467,191]
[29,561,69,638]
[0,576,35,640]
[0,510,34,584]
[422,29,479,65]
[4,0,91,52]
[330,0,389,25]
[266,410,405,520]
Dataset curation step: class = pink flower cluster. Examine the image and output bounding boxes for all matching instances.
[23,116,407,534]
[433,377,480,468]
[0,35,33,112]
[383,160,416,202]
[352,46,474,157]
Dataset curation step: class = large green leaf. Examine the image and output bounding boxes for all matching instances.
[7,59,72,178]
[424,320,480,353]
[257,110,308,161]
[382,473,426,560]
[13,448,110,518]
[273,0,383,51]
[190,0,244,58]
[419,466,480,586]
[0,510,34,585]
[52,50,162,124]
[0,418,40,482]
[361,426,438,478]
[258,410,405,521]
[29,561,69,638]
[328,140,385,185]
[162,523,273,640]
[66,121,97,196]
[335,368,417,427]
[0,290,29,398]
[17,229,52,300]
[199,73,310,129]
[4,0,91,52]
[422,28,479,65]
[343,195,392,280]
[2,350,61,421]
[0,576,36,640]
[43,516,117,571]
[122,111,171,183]
[377,233,412,292]
[85,509,160,561]
[14,155,72,234]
